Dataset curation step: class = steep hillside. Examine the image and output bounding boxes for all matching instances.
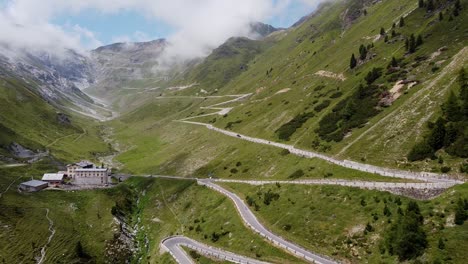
[173,37,276,95]
[0,76,110,163]
[157,0,468,174]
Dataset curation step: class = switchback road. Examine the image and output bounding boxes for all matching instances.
[161,236,271,264]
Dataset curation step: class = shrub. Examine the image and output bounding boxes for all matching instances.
[189,250,201,260]
[440,166,451,173]
[263,189,280,205]
[330,91,343,98]
[276,112,315,140]
[288,169,305,179]
[407,141,434,161]
[314,100,331,112]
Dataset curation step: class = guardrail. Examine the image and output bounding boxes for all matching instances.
[198,180,338,264]
[161,236,270,264]
[179,121,464,185]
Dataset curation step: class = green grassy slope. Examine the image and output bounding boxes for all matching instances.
[222,182,468,264]
[160,0,468,174]
[109,0,468,181]
[110,97,400,182]
[0,78,110,162]
[131,177,304,263]
[0,164,117,263]
[173,37,275,94]
[0,164,302,263]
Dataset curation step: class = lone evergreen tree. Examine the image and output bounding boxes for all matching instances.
[419,0,425,8]
[350,53,357,69]
[443,91,461,121]
[416,34,423,46]
[359,44,368,60]
[439,12,444,21]
[455,0,461,10]
[455,198,467,225]
[427,117,446,150]
[408,34,417,53]
[458,68,468,116]
[438,238,445,249]
[390,56,398,67]
[399,17,405,27]
[380,27,386,35]
[427,0,434,11]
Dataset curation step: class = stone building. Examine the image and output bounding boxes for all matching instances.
[66,160,110,186]
[66,160,94,179]
[74,168,110,185]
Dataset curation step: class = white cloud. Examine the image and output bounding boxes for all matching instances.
[111,31,155,44]
[0,0,325,60]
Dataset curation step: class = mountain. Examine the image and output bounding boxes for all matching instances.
[0,46,94,107]
[249,22,281,38]
[1,1,468,263]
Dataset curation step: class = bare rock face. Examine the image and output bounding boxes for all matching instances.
[0,46,95,103]
[57,113,71,125]
[8,142,36,158]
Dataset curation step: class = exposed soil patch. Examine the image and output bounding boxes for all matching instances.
[315,70,346,81]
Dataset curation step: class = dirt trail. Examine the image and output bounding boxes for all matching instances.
[0,175,23,199]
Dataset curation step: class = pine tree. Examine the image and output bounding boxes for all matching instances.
[439,12,444,21]
[392,22,396,28]
[416,34,423,46]
[405,38,409,50]
[443,91,461,121]
[454,198,468,225]
[438,238,445,249]
[391,57,398,67]
[455,0,461,10]
[427,117,446,150]
[399,17,405,27]
[359,44,368,60]
[384,35,388,42]
[419,0,425,8]
[380,27,386,35]
[427,0,434,11]
[407,34,417,53]
[458,68,468,116]
[391,29,396,38]
[384,204,392,216]
[350,53,357,69]
[385,202,427,260]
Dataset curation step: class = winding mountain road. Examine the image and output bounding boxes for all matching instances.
[161,236,270,264]
[160,178,337,264]
[178,120,462,185]
[198,179,337,264]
